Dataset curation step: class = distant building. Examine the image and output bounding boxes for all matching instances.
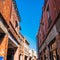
[37,0,60,60]
[24,39,38,60]
[29,49,38,60]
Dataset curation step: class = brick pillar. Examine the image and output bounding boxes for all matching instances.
[19,54,22,60]
[42,51,44,60]
[34,57,36,60]
[56,33,60,60]
[27,56,29,60]
[0,34,8,60]
[14,47,19,60]
[22,55,24,60]
[20,54,24,60]
[46,46,50,60]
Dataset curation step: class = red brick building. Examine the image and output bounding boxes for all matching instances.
[0,0,25,60]
[37,0,60,60]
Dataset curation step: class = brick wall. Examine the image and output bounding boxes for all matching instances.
[37,0,60,60]
[49,0,58,21]
[0,0,12,23]
[56,33,60,60]
[10,2,20,34]
[0,34,8,60]
[37,0,60,47]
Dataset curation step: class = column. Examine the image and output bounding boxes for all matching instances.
[22,55,24,60]
[27,56,29,60]
[46,46,50,60]
[20,55,22,60]
[56,34,60,60]
[26,56,28,60]
[14,48,19,60]
[0,34,8,60]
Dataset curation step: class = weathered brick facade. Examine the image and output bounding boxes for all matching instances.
[0,0,25,60]
[0,0,12,23]
[37,0,60,60]
[0,34,8,60]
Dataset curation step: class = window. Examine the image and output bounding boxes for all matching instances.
[47,5,50,19]
[44,48,48,60]
[0,32,5,40]
[47,5,52,28]
[41,57,43,60]
[40,52,43,60]
[49,41,59,60]
[15,21,18,27]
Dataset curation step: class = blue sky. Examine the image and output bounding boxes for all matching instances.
[16,0,44,51]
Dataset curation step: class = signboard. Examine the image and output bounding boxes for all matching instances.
[0,56,4,60]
